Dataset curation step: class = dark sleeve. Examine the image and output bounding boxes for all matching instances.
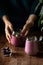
[0,1,6,19]
[30,0,42,16]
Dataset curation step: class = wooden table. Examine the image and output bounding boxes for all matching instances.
[0,34,43,65]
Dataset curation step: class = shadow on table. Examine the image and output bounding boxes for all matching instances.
[36,52,43,58]
[11,51,43,58]
[31,52,43,58]
[11,52,24,58]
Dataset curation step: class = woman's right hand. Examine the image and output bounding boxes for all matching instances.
[5,21,13,43]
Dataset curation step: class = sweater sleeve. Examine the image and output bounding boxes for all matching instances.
[0,1,6,19]
[30,0,42,16]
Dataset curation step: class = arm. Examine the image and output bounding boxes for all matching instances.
[2,15,13,43]
[0,1,13,43]
[21,14,37,37]
[21,0,39,37]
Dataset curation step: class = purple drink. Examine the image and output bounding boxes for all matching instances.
[25,37,38,55]
[10,35,21,46]
[10,31,24,46]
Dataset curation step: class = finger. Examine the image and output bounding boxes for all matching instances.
[24,30,29,37]
[5,28,11,37]
[6,34,10,43]
[9,25,13,32]
[5,32,10,39]
[21,26,27,34]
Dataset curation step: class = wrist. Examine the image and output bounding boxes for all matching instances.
[26,20,34,28]
[2,15,9,25]
[27,20,34,26]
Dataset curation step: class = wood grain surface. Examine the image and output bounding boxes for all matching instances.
[0,34,43,65]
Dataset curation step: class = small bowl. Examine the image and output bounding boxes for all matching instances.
[25,37,38,55]
[10,35,24,47]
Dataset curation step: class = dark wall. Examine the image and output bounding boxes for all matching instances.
[0,19,5,34]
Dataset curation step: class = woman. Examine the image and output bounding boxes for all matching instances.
[0,0,41,43]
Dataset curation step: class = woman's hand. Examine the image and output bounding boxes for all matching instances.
[2,15,13,43]
[5,21,13,43]
[21,23,30,37]
[21,14,37,37]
